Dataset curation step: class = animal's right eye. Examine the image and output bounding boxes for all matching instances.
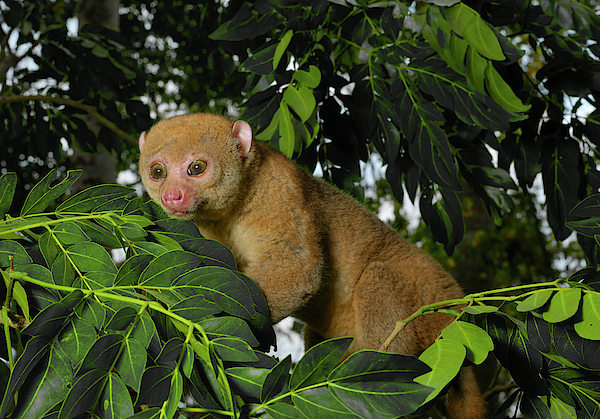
[150,163,166,179]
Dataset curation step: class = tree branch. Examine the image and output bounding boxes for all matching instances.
[0,93,138,145]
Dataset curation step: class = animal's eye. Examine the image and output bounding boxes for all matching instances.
[188,159,207,176]
[150,163,166,179]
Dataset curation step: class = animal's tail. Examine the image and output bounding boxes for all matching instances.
[446,366,487,419]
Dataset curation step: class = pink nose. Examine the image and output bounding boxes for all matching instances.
[161,188,187,211]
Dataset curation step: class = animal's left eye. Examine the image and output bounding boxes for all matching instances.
[188,160,207,176]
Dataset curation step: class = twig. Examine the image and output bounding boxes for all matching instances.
[0,93,138,145]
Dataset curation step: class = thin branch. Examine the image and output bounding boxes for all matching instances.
[0,93,138,145]
[482,381,518,400]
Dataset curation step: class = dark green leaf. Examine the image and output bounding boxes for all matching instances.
[57,368,108,419]
[170,295,221,322]
[106,306,138,330]
[541,138,581,241]
[292,387,361,418]
[0,172,17,218]
[261,355,291,403]
[265,402,306,418]
[290,337,353,390]
[77,334,124,377]
[115,337,147,393]
[56,184,133,213]
[136,366,173,405]
[115,253,154,286]
[0,240,32,268]
[0,336,51,419]
[526,312,552,353]
[21,169,82,217]
[520,392,551,419]
[140,249,203,286]
[329,351,432,418]
[212,337,258,363]
[172,267,255,319]
[53,222,91,245]
[98,372,134,419]
[226,367,270,401]
[23,290,84,338]
[201,316,260,346]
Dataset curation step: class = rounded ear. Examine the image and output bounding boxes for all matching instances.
[232,120,253,157]
[139,131,146,150]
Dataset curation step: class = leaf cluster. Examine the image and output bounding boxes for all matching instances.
[0,171,447,419]
[209,0,600,257]
[0,0,151,206]
[1,171,600,418]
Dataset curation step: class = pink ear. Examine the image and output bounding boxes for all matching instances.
[139,132,146,150]
[232,120,252,157]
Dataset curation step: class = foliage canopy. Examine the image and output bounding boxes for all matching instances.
[2,0,600,418]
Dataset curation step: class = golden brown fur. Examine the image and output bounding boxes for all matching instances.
[138,113,486,419]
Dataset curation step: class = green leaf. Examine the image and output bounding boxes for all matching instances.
[293,65,322,88]
[56,184,133,213]
[140,249,203,286]
[99,372,134,419]
[462,304,498,314]
[54,317,97,367]
[9,347,72,419]
[243,42,278,75]
[212,337,258,363]
[0,336,51,418]
[76,297,106,330]
[170,295,221,322]
[137,366,173,405]
[291,337,353,390]
[283,84,316,123]
[416,338,466,404]
[516,289,556,312]
[115,253,154,286]
[173,267,256,320]
[446,3,505,60]
[21,169,82,217]
[329,351,432,418]
[0,172,17,218]
[484,61,531,113]
[106,306,138,330]
[0,240,32,268]
[278,103,295,158]
[74,219,122,248]
[466,47,487,93]
[440,321,493,365]
[58,368,108,419]
[68,242,117,274]
[77,334,124,377]
[165,370,184,418]
[201,316,259,346]
[23,290,83,338]
[227,366,270,401]
[129,312,157,350]
[261,355,291,403]
[543,288,582,323]
[51,253,76,286]
[520,392,552,419]
[265,402,307,418]
[209,5,280,41]
[574,292,600,340]
[273,29,293,70]
[53,222,91,245]
[292,387,361,419]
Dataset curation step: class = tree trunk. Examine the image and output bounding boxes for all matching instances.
[71,0,120,192]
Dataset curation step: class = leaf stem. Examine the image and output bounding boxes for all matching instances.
[380,280,562,351]
[0,307,13,368]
